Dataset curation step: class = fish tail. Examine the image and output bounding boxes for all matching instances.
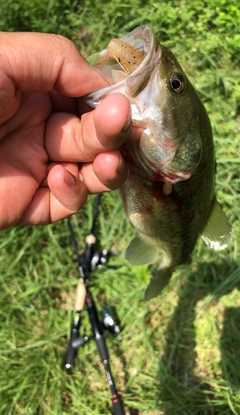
[144,267,173,300]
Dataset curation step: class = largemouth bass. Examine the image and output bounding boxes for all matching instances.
[84,25,231,300]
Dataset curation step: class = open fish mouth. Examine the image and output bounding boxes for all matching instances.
[85,25,160,100]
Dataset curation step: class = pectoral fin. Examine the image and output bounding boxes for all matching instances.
[144,267,172,300]
[201,200,232,250]
[125,234,159,266]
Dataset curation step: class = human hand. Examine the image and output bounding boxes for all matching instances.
[0,32,132,230]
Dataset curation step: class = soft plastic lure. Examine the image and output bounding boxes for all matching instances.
[107,38,144,75]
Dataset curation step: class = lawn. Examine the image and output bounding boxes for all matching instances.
[0,0,240,414]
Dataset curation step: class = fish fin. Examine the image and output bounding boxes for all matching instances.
[125,235,159,266]
[201,200,232,250]
[144,267,172,300]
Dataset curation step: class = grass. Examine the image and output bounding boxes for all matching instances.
[0,0,240,413]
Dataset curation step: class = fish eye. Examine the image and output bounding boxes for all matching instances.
[169,75,185,93]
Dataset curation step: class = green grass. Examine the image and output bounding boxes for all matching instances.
[0,0,240,413]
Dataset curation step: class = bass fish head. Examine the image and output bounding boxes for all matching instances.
[83,25,209,184]
[137,41,204,183]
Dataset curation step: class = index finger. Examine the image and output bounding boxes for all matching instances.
[0,32,108,123]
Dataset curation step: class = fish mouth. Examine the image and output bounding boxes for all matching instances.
[82,25,161,106]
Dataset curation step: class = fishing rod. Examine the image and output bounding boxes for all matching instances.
[64,194,125,415]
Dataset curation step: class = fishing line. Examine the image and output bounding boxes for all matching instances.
[64,194,125,415]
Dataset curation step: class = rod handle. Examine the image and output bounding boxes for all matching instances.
[112,394,125,415]
[64,335,88,371]
[75,280,86,311]
[64,343,76,371]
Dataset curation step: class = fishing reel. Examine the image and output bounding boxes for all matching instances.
[85,239,119,272]
[64,302,121,371]
[102,305,120,335]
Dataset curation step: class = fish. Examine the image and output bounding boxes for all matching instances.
[83,25,231,300]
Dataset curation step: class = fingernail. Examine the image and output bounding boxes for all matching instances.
[117,153,126,173]
[121,111,132,134]
[64,171,78,187]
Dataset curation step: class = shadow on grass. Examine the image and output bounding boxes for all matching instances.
[220,306,240,388]
[156,260,240,415]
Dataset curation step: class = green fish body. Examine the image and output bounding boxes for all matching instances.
[84,25,231,299]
